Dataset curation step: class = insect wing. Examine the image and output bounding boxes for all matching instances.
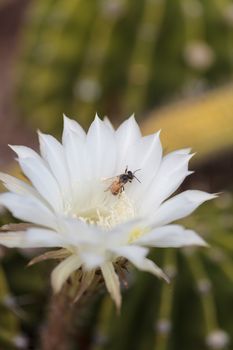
[101,174,121,183]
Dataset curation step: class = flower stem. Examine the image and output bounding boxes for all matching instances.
[40,290,75,350]
[40,276,103,350]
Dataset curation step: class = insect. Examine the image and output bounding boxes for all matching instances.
[104,166,141,196]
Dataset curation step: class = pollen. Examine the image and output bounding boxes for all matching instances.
[78,191,136,230]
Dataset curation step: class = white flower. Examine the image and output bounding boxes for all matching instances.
[0,115,216,309]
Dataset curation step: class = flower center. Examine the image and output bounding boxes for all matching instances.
[77,192,136,230]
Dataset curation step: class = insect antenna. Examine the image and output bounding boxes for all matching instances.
[133,169,141,183]
[133,168,141,174]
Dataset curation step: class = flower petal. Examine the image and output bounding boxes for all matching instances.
[51,255,81,293]
[150,190,217,226]
[38,131,71,197]
[9,145,39,158]
[115,115,141,172]
[87,115,116,178]
[112,245,169,282]
[10,146,63,212]
[0,192,57,229]
[62,124,90,184]
[129,132,162,199]
[0,228,64,248]
[141,151,193,215]
[0,172,40,199]
[101,262,121,310]
[28,249,69,266]
[62,114,86,142]
[139,132,162,177]
[135,258,169,282]
[103,117,115,132]
[80,251,106,269]
[135,225,207,247]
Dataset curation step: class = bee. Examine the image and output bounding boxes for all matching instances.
[104,166,141,196]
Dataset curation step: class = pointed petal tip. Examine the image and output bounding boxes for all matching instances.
[186,190,218,203]
[196,235,209,247]
[116,299,122,315]
[202,241,209,248]
[180,147,192,154]
[187,229,209,247]
[63,113,77,128]
[189,152,196,160]
[163,273,170,284]
[37,129,48,139]
[8,145,23,158]
[156,268,170,284]
[94,112,101,121]
[213,192,222,197]
[63,113,71,125]
[8,144,17,152]
[124,113,135,123]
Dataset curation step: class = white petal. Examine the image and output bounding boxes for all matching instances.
[150,190,217,226]
[105,218,146,248]
[11,145,63,212]
[38,132,71,198]
[136,225,207,247]
[62,114,86,141]
[159,150,193,175]
[129,132,162,199]
[115,115,141,172]
[103,117,115,132]
[59,217,100,245]
[0,192,57,229]
[135,257,169,282]
[101,262,121,310]
[87,115,116,178]
[112,245,169,282]
[141,152,193,214]
[0,228,64,248]
[51,255,81,293]
[19,157,63,212]
[0,172,40,199]
[169,148,192,155]
[111,244,148,260]
[9,145,39,159]
[139,132,162,175]
[63,125,90,184]
[80,252,106,269]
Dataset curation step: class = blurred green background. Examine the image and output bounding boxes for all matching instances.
[0,0,232,349]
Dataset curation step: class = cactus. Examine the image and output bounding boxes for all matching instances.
[17,0,233,132]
